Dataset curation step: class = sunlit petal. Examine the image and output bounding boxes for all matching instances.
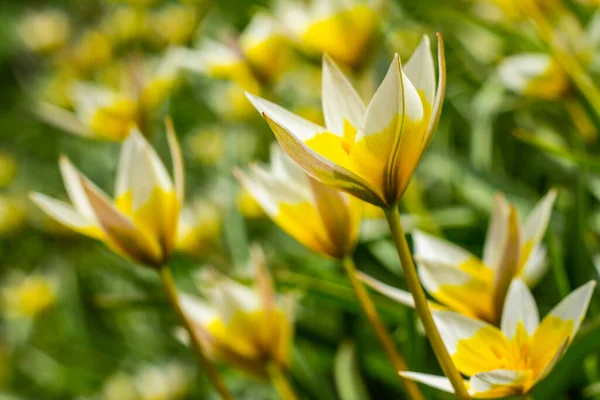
[483,193,510,271]
[501,278,539,340]
[399,372,457,394]
[433,310,511,377]
[321,55,365,141]
[469,369,533,398]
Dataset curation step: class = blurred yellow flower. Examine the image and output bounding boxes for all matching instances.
[37,54,180,141]
[477,0,561,21]
[401,279,595,398]
[362,190,557,323]
[239,12,293,83]
[151,4,197,45]
[236,144,361,259]
[102,363,191,400]
[0,196,26,235]
[277,0,379,68]
[186,127,225,164]
[236,189,265,219]
[247,35,445,207]
[0,154,17,189]
[102,373,137,400]
[176,200,222,257]
[2,274,56,319]
[180,249,295,378]
[30,126,184,268]
[70,30,113,72]
[104,6,149,45]
[498,53,569,100]
[134,363,191,400]
[18,9,70,54]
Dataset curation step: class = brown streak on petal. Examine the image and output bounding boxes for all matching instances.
[492,205,522,323]
[80,177,163,267]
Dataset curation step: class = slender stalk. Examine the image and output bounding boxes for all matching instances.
[342,256,425,400]
[383,207,470,399]
[268,362,300,400]
[159,266,233,400]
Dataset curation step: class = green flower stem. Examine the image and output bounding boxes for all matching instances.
[268,362,300,400]
[159,266,233,400]
[383,206,470,399]
[342,256,425,400]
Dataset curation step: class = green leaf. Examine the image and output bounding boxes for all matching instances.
[334,341,371,400]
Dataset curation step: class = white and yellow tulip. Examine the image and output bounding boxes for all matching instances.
[498,53,569,100]
[235,144,361,259]
[246,35,445,207]
[361,190,557,322]
[400,278,595,398]
[276,0,379,68]
[30,125,184,268]
[179,249,295,378]
[36,53,180,141]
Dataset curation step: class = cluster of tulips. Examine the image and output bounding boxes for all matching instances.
[25,18,597,398]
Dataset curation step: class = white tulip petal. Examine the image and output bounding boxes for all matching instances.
[413,230,473,266]
[544,280,596,339]
[322,55,365,135]
[498,53,553,94]
[209,279,261,322]
[357,272,416,308]
[523,189,557,246]
[404,35,436,105]
[123,129,173,210]
[59,156,97,220]
[501,278,540,339]
[356,54,423,139]
[246,93,327,141]
[29,193,97,231]
[399,372,456,394]
[179,293,217,327]
[469,369,533,396]
[483,193,510,271]
[432,310,491,355]
[520,245,548,287]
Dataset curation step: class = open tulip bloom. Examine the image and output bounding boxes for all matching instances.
[361,190,557,323]
[246,34,445,208]
[179,252,295,378]
[235,144,361,259]
[30,126,184,268]
[401,278,596,398]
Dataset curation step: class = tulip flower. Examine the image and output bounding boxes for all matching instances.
[498,53,568,100]
[2,273,56,319]
[30,126,183,268]
[179,247,295,380]
[174,10,292,87]
[245,34,445,208]
[361,190,556,323]
[401,278,596,398]
[36,53,180,141]
[176,200,222,257]
[276,0,379,68]
[235,144,361,259]
[18,9,70,55]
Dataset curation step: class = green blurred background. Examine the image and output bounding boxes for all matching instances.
[3,0,600,399]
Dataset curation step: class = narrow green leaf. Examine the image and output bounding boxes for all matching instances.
[334,341,371,400]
